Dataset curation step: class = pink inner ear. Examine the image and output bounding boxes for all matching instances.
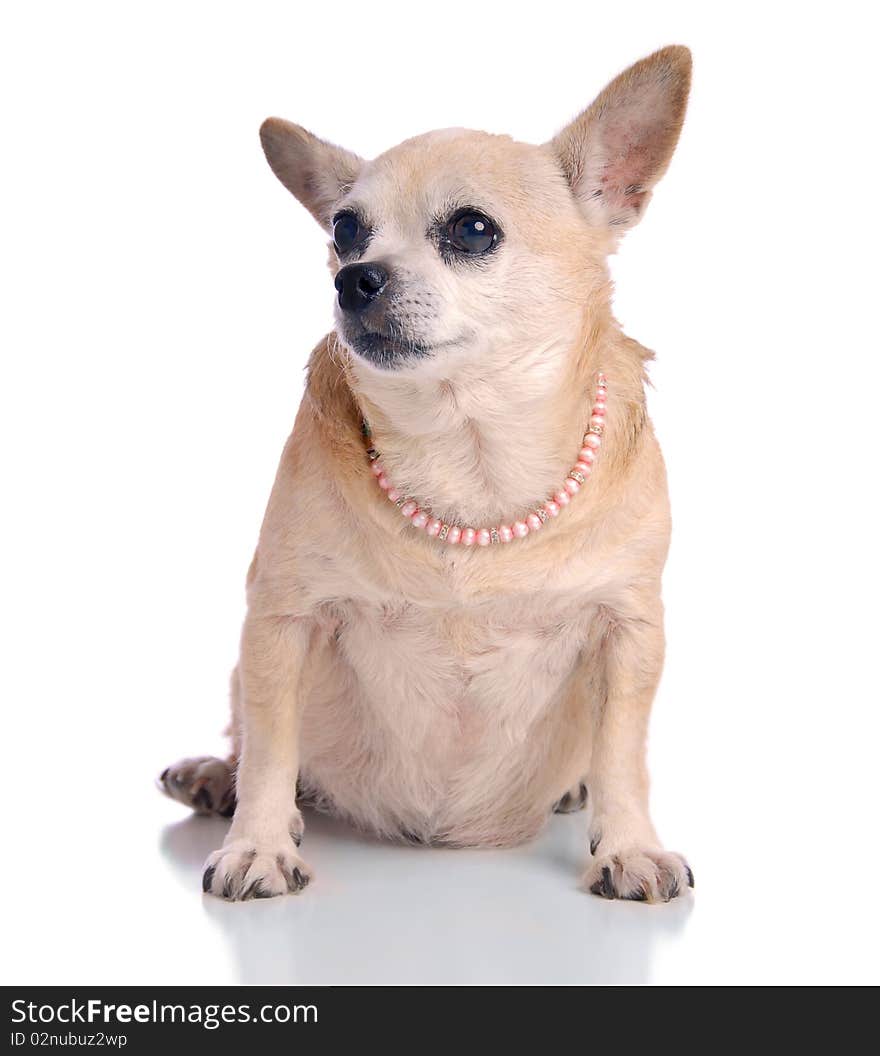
[598,108,671,218]
[583,62,687,224]
[553,46,691,229]
[602,146,647,196]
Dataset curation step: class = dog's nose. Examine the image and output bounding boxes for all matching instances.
[334,262,389,313]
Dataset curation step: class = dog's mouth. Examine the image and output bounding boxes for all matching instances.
[339,324,436,369]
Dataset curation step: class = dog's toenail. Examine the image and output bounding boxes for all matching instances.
[160,768,169,784]
[600,865,614,898]
[590,835,601,855]
[202,865,215,893]
[244,878,270,899]
[591,864,614,899]
[686,866,694,888]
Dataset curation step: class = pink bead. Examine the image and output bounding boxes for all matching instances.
[368,373,608,546]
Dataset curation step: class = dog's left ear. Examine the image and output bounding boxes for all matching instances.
[259,118,363,231]
[550,46,691,233]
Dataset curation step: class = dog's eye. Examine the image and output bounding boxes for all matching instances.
[333,213,363,255]
[447,211,497,254]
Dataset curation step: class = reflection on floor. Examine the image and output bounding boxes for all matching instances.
[159,807,692,986]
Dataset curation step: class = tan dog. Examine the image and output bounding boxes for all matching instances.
[160,45,694,903]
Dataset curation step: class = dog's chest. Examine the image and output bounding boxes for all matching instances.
[335,588,592,745]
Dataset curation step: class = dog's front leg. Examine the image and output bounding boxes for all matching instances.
[584,593,693,902]
[203,614,312,900]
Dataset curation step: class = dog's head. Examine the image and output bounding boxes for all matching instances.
[260,46,690,377]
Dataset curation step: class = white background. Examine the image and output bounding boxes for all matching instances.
[2,1,878,985]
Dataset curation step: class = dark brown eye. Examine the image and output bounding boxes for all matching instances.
[447,211,497,254]
[333,212,363,254]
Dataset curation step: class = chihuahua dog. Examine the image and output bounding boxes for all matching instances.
[160,46,694,902]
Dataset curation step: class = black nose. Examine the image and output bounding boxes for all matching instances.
[334,262,389,313]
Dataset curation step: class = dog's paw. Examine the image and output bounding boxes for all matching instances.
[159,756,236,817]
[583,847,693,902]
[202,838,312,901]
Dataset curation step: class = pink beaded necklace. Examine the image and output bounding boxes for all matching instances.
[365,373,608,547]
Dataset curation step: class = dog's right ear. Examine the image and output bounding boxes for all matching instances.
[259,118,363,231]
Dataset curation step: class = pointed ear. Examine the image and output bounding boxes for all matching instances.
[259,118,364,231]
[549,45,691,233]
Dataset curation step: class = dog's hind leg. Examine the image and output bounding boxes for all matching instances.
[159,668,242,817]
[159,755,237,817]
